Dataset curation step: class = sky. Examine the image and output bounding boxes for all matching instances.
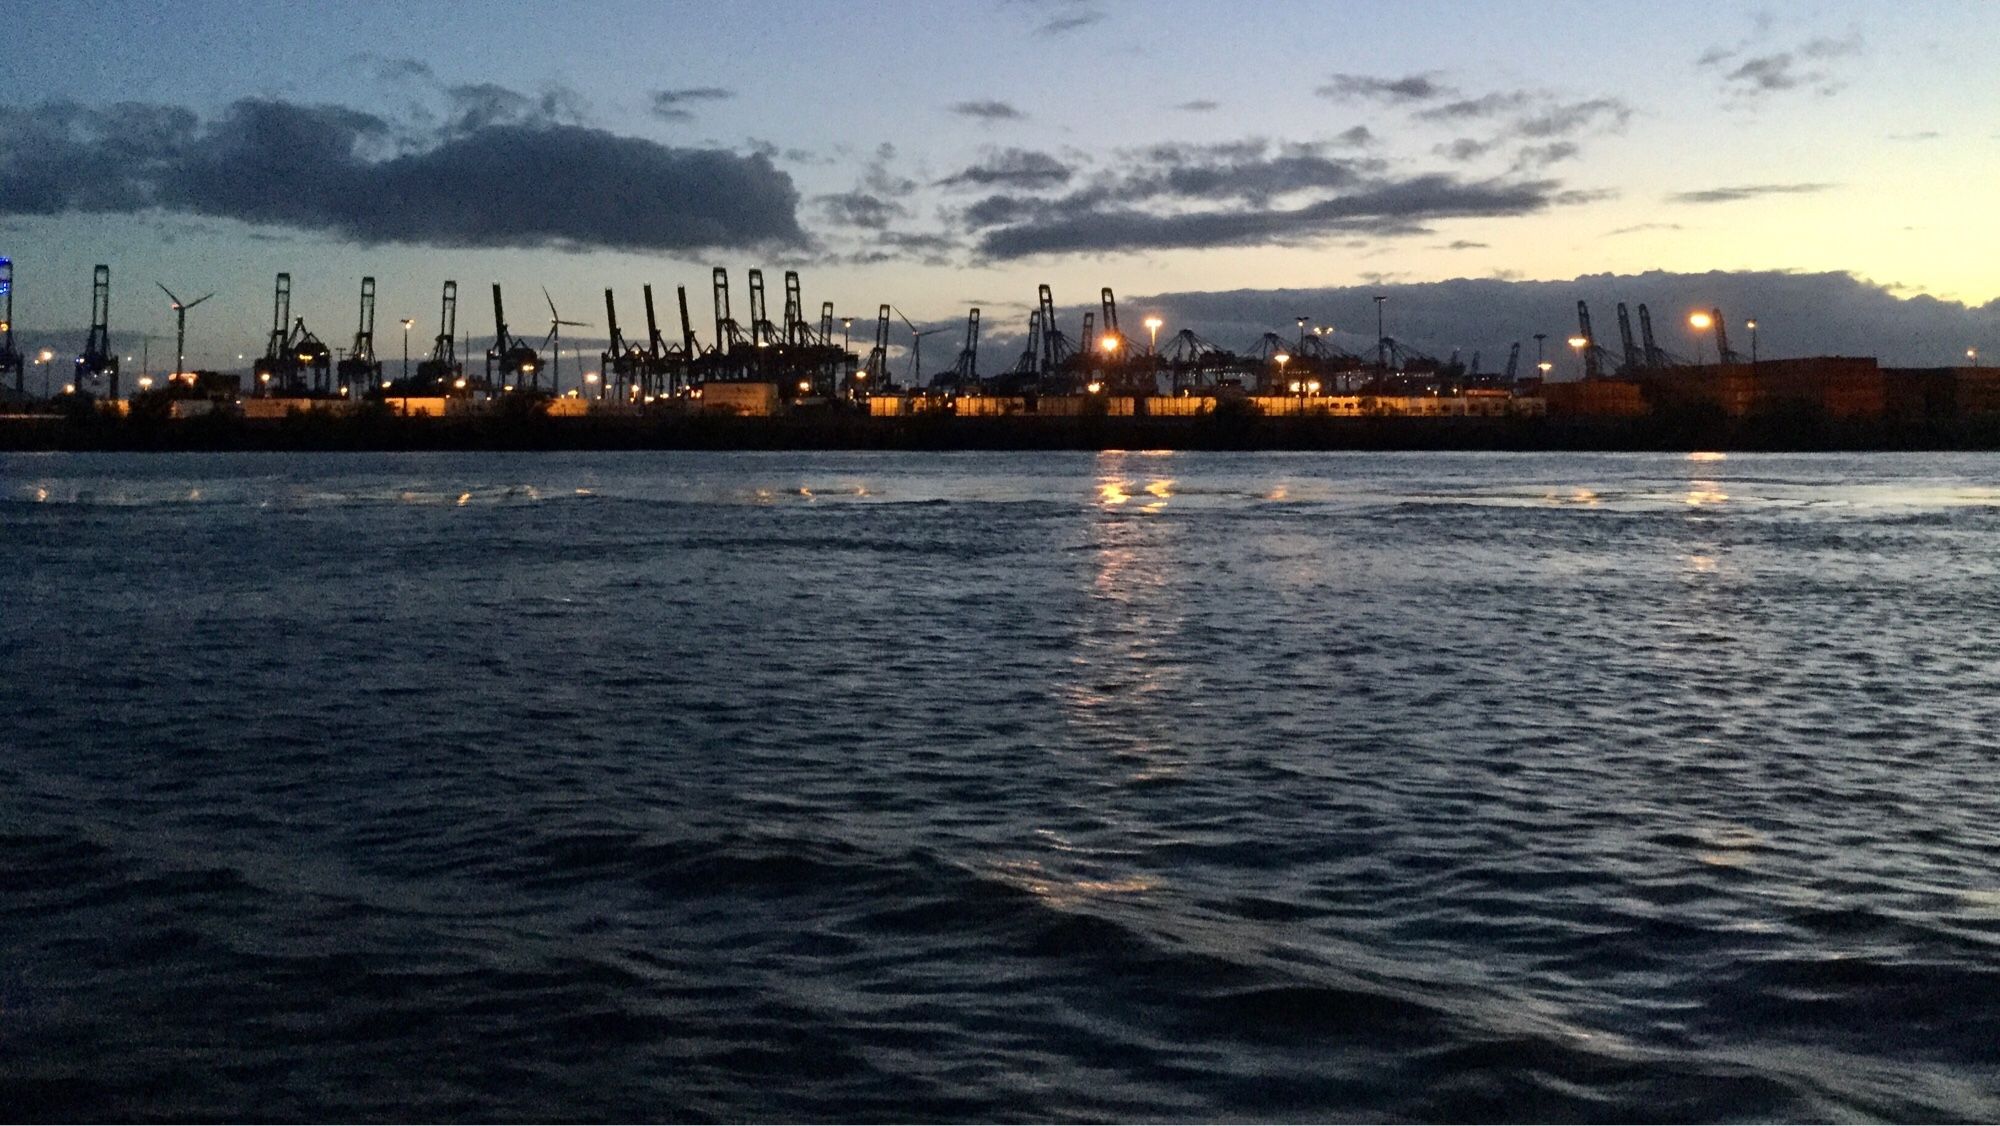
[2,0,1996,376]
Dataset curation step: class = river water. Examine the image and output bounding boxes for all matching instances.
[4,450,1999,1120]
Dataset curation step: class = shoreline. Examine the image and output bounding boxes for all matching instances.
[5,407,2000,453]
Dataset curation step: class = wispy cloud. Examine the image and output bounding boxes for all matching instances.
[1669,182,1836,204]
[1315,73,1452,104]
[949,100,1026,122]
[1175,99,1220,113]
[1699,30,1864,100]
[648,86,734,122]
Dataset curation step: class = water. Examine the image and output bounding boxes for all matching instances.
[5,449,2000,1121]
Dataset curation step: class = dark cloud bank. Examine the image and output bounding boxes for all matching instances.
[0,97,804,251]
[1110,271,1995,369]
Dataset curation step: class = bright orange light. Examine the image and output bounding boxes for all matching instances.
[1688,312,1713,330]
[1567,336,1587,349]
[1099,334,1120,353]
[1274,352,1290,366]
[1142,316,1162,331]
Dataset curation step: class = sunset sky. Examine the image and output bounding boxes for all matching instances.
[4,0,1995,371]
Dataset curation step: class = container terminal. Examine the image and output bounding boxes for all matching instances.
[0,259,1994,445]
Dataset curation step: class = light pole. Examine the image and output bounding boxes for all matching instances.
[1296,315,1309,354]
[1567,335,1588,380]
[584,371,601,400]
[1533,333,1547,381]
[1970,348,1982,368]
[1688,311,1714,365]
[401,318,414,382]
[1144,315,1162,355]
[841,317,853,352]
[1275,351,1290,397]
[37,349,53,397]
[1746,319,1758,365]
[1373,295,1387,377]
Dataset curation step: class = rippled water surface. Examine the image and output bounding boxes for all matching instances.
[5,450,2000,1121]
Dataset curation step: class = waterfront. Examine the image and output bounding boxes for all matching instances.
[5,450,2000,1120]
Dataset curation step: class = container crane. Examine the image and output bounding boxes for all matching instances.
[1575,300,1602,380]
[251,273,294,396]
[485,283,542,392]
[746,269,775,351]
[1616,302,1641,374]
[782,271,807,345]
[949,307,980,386]
[413,280,461,391]
[1503,341,1521,384]
[603,289,645,399]
[76,264,118,398]
[1637,304,1665,368]
[1712,308,1741,363]
[336,277,382,393]
[0,258,22,395]
[863,304,891,388]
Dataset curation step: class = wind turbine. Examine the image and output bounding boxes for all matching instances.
[542,286,590,394]
[893,307,945,388]
[156,282,214,381]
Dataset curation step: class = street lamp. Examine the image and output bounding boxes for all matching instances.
[1275,351,1290,395]
[1295,315,1309,352]
[841,317,853,352]
[1970,348,1981,368]
[1143,315,1162,354]
[401,318,415,381]
[1746,319,1759,365]
[584,370,601,400]
[137,376,153,391]
[1567,335,1588,380]
[1687,311,1713,365]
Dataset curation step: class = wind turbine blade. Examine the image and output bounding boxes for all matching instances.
[157,281,182,306]
[543,286,558,321]
[187,293,214,308]
[893,306,919,334]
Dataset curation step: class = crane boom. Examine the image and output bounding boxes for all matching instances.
[1576,300,1601,380]
[1616,302,1640,373]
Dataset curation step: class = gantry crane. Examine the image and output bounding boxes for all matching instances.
[412,280,462,391]
[76,264,118,398]
[486,283,543,392]
[337,276,382,393]
[0,258,22,395]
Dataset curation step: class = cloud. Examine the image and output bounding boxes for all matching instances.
[1441,240,1489,250]
[939,148,1073,189]
[1516,97,1632,138]
[1669,182,1836,204]
[818,191,908,229]
[1700,31,1864,99]
[648,86,734,121]
[1888,130,1941,142]
[1037,8,1104,35]
[1315,73,1451,103]
[1512,141,1580,170]
[1416,92,1534,122]
[1606,222,1685,236]
[0,97,805,251]
[441,82,587,137]
[970,174,1565,258]
[1334,125,1375,147]
[1419,91,1631,169]
[949,100,1026,122]
[1175,99,1221,113]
